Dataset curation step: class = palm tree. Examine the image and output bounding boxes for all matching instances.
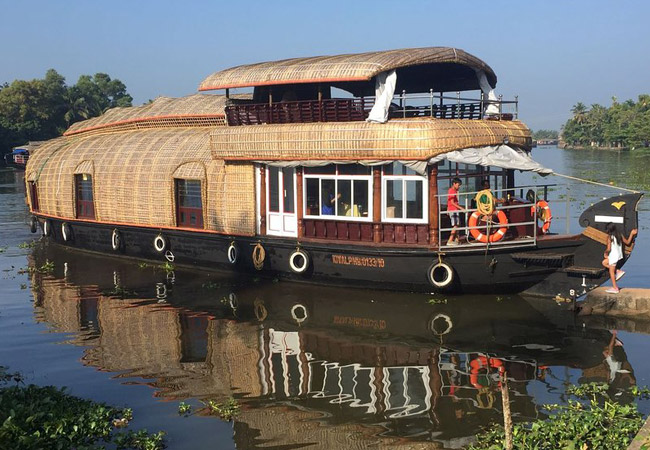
[571,102,588,124]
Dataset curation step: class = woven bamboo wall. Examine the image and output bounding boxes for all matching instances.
[210,117,531,161]
[26,129,256,235]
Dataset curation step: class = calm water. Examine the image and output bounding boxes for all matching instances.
[1,147,650,449]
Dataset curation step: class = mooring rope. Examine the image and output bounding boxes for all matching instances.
[552,172,640,194]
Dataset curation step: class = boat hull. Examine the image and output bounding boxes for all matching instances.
[32,214,613,297]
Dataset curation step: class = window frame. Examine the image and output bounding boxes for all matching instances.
[381,166,428,224]
[175,178,204,229]
[75,174,96,219]
[302,164,373,222]
[28,181,39,212]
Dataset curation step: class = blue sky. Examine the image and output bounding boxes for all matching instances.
[1,0,649,131]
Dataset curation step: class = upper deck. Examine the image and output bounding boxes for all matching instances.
[200,47,517,127]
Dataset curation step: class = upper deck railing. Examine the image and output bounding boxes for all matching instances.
[225,91,519,126]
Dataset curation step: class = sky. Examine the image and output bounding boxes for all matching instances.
[1,0,649,131]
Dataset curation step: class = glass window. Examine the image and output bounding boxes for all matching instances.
[382,166,427,223]
[303,164,372,221]
[337,180,352,217]
[338,164,371,176]
[304,164,336,175]
[268,167,280,212]
[282,167,294,213]
[385,180,403,218]
[305,178,320,216]
[75,174,95,219]
[176,179,203,229]
[383,162,418,176]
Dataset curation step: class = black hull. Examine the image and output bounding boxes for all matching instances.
[33,210,625,299]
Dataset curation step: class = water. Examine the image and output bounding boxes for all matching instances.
[1,147,650,449]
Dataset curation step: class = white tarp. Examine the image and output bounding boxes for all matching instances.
[476,70,500,116]
[366,70,397,123]
[429,145,553,174]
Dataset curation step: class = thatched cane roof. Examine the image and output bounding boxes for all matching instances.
[199,47,497,96]
[64,94,248,137]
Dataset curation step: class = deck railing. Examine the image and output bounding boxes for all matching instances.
[225,91,518,126]
[436,184,555,250]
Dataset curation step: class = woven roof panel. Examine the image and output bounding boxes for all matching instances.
[210,118,531,161]
[64,94,247,136]
[199,47,496,91]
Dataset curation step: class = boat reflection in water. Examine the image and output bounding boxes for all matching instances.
[28,244,636,449]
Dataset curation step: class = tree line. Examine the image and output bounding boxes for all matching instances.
[0,69,132,156]
[532,129,559,140]
[562,96,650,149]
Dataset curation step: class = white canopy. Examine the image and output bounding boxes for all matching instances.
[429,145,553,174]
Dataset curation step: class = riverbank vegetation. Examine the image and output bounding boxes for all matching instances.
[562,96,650,149]
[0,69,132,155]
[469,383,649,450]
[532,129,559,140]
[0,366,165,449]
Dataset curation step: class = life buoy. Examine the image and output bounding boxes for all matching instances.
[291,303,308,325]
[289,248,310,274]
[428,261,455,289]
[61,222,72,242]
[428,313,453,335]
[153,234,167,253]
[531,200,552,234]
[252,243,265,270]
[227,242,238,264]
[111,229,122,251]
[469,356,505,389]
[43,219,52,237]
[468,210,508,243]
[30,216,38,234]
[254,299,268,322]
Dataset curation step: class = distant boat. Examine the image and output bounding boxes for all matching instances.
[5,148,29,169]
[5,142,43,170]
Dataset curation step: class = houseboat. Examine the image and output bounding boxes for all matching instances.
[6,147,29,169]
[24,47,642,298]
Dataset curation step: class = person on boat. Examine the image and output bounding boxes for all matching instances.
[322,189,340,215]
[447,177,463,246]
[601,223,637,293]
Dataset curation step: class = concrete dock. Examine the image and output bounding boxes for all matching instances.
[578,287,650,319]
[577,287,650,449]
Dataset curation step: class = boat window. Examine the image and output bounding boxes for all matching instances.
[28,181,39,212]
[175,179,203,229]
[303,164,372,221]
[268,167,280,212]
[383,162,418,176]
[75,174,95,219]
[382,167,427,223]
[304,165,336,175]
